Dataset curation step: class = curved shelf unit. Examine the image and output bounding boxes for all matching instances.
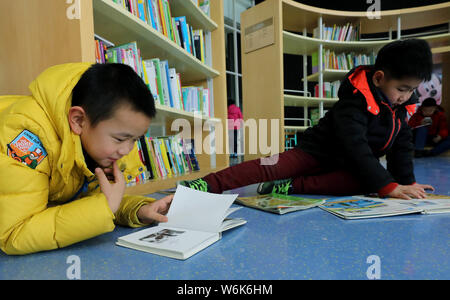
[284,30,450,56]
[281,0,450,34]
[93,0,219,82]
[242,0,450,158]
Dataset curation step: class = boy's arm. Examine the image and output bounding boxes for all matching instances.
[407,112,422,128]
[0,155,115,255]
[385,115,416,186]
[332,99,396,194]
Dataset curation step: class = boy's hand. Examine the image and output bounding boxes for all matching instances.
[137,195,174,224]
[95,161,126,214]
[432,135,442,143]
[387,183,435,200]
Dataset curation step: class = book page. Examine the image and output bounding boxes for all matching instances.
[164,185,238,232]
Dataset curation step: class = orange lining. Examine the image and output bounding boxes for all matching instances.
[348,67,380,115]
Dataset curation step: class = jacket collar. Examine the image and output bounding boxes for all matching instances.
[348,65,418,116]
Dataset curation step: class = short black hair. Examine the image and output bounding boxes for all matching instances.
[374,39,433,82]
[421,97,437,107]
[71,63,156,127]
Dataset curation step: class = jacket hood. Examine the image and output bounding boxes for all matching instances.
[345,65,418,116]
[28,63,92,140]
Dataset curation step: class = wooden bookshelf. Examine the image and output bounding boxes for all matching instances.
[0,0,229,195]
[241,0,450,161]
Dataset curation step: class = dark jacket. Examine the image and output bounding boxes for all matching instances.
[298,65,417,194]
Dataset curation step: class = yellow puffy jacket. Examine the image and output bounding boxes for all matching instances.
[0,63,156,255]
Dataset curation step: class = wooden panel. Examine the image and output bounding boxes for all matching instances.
[242,0,284,161]
[210,0,229,169]
[0,0,93,95]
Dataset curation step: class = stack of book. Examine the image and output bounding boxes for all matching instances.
[94,40,211,117]
[313,22,360,41]
[111,0,207,63]
[135,135,201,183]
[312,50,377,72]
[313,80,340,98]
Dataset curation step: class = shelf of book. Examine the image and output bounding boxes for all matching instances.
[284,31,450,56]
[241,0,450,160]
[304,69,348,82]
[283,31,386,55]
[284,95,338,107]
[151,103,221,125]
[170,0,217,32]
[93,0,219,82]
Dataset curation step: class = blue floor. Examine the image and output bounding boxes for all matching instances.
[410,156,450,196]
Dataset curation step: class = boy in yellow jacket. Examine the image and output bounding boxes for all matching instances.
[0,63,173,255]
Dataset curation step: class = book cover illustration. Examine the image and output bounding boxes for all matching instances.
[236,193,325,215]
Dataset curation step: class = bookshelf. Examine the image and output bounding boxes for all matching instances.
[0,0,229,195]
[241,0,450,161]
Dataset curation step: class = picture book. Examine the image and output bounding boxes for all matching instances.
[235,193,326,215]
[319,194,450,219]
[365,193,450,215]
[116,185,246,260]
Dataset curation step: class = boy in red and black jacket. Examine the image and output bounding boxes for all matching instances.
[181,39,435,200]
[408,97,450,157]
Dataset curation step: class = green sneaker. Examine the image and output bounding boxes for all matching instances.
[257,178,294,195]
[178,178,211,192]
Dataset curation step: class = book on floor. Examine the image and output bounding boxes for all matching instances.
[365,193,450,215]
[116,185,246,260]
[235,193,326,215]
[319,193,450,219]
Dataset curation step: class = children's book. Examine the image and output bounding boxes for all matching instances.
[116,185,246,260]
[365,193,450,215]
[319,193,450,219]
[235,193,326,215]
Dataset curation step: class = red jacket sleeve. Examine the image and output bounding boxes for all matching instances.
[408,112,423,129]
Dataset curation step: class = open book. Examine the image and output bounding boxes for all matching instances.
[319,194,450,219]
[116,185,246,260]
[236,193,326,215]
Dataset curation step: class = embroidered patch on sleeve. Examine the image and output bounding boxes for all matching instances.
[7,130,48,169]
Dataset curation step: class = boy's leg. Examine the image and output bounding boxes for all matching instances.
[430,136,450,156]
[413,126,428,150]
[292,169,365,195]
[203,148,321,193]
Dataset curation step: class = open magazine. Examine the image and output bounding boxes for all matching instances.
[117,185,246,260]
[319,194,450,219]
[236,193,326,215]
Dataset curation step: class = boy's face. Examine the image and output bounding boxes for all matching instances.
[78,104,151,168]
[421,106,437,117]
[373,71,422,107]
